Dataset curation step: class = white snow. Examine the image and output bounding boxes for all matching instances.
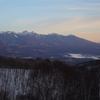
[64,53,100,59]
[0,68,32,100]
[87,66,92,70]
[0,68,67,100]
[14,35,18,38]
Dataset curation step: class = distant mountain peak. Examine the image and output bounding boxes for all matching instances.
[67,34,76,37]
[0,31,16,34]
[21,30,38,35]
[48,33,58,36]
[22,30,30,33]
[48,33,63,37]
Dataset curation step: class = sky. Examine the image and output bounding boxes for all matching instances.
[0,0,100,42]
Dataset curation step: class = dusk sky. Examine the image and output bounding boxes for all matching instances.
[0,0,100,42]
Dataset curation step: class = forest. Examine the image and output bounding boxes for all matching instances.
[0,56,99,100]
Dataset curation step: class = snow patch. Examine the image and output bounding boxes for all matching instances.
[14,35,18,38]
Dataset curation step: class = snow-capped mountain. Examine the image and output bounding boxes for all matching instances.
[0,31,100,63]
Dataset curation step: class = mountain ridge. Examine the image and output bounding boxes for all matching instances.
[0,31,99,44]
[0,31,100,64]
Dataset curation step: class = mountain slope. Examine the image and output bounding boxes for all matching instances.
[0,31,100,59]
[75,60,100,71]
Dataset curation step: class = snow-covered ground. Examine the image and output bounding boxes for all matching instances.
[64,53,100,59]
[0,68,32,100]
[0,68,66,100]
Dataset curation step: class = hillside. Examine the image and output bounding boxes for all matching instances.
[0,56,99,100]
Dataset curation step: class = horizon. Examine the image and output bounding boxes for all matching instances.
[0,0,100,42]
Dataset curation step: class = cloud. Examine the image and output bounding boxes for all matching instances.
[33,15,100,32]
[67,7,100,11]
[26,15,100,42]
[67,8,84,10]
[83,3,100,6]
[65,2,100,11]
[6,17,53,32]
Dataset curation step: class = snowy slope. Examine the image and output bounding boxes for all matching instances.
[0,68,67,100]
[0,56,99,100]
[0,69,31,100]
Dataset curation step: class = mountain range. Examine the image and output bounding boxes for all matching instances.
[0,31,100,64]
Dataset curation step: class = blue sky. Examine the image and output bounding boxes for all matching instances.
[0,0,100,42]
